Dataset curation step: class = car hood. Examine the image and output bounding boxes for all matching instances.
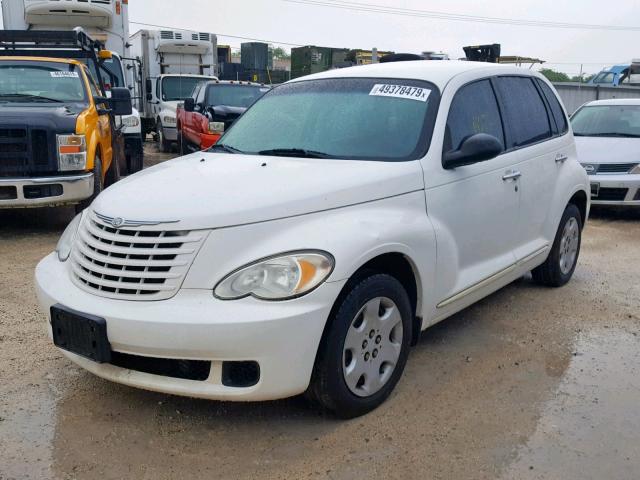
[91,153,425,230]
[575,136,640,164]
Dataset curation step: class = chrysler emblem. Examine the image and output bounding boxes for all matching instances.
[111,217,125,228]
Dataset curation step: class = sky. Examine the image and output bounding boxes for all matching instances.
[3,0,640,75]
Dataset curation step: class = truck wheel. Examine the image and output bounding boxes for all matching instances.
[532,203,582,287]
[156,121,171,153]
[75,156,103,213]
[128,151,144,174]
[308,274,413,418]
[104,151,120,187]
[177,132,185,156]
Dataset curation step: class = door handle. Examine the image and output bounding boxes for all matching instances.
[502,170,522,181]
[555,153,569,163]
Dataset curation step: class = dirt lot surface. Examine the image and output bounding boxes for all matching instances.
[1,142,639,479]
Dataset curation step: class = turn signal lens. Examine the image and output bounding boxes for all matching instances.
[214,251,335,300]
[57,135,87,171]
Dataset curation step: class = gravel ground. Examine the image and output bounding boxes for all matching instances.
[1,142,639,479]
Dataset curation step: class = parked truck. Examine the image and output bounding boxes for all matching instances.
[589,61,640,87]
[128,29,218,152]
[0,30,132,210]
[1,0,144,173]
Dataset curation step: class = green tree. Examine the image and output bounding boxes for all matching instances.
[271,47,291,60]
[539,68,571,82]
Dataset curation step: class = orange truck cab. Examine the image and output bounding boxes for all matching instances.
[176,80,270,153]
[0,30,131,210]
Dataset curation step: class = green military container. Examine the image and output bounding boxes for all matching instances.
[291,46,338,79]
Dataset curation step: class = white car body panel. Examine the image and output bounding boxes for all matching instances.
[35,60,590,402]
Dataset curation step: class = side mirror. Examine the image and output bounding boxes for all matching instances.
[146,92,153,101]
[109,87,133,116]
[184,97,195,112]
[145,78,153,93]
[442,133,503,169]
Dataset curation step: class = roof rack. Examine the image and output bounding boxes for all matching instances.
[0,29,103,60]
[0,29,111,94]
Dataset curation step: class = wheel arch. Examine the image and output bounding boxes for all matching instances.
[568,189,588,229]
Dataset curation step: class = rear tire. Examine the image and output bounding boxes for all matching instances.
[308,274,413,418]
[177,131,185,156]
[532,203,582,287]
[75,156,103,213]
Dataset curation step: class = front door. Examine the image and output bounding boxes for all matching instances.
[423,78,520,318]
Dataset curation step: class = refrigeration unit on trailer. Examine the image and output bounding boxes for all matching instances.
[128,29,218,151]
[1,0,144,173]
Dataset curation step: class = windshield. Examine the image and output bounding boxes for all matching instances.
[0,61,87,103]
[591,72,616,85]
[571,105,640,137]
[162,77,206,101]
[85,56,125,90]
[206,85,270,108]
[218,78,438,161]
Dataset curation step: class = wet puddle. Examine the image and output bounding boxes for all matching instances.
[502,328,640,479]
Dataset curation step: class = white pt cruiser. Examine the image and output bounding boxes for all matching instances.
[36,61,590,418]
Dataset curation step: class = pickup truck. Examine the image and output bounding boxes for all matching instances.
[176,80,270,153]
[0,30,131,211]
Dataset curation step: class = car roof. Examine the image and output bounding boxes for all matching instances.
[584,98,640,107]
[288,60,545,90]
[0,56,82,66]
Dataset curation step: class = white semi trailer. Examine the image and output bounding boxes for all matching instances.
[129,29,218,151]
[1,0,144,172]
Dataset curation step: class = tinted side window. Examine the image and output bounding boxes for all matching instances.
[444,79,504,153]
[495,77,552,148]
[536,79,568,134]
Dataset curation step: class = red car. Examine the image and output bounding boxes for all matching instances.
[177,81,270,153]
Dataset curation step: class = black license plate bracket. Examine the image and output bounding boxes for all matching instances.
[51,305,111,363]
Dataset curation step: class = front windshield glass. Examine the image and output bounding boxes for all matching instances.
[162,77,206,101]
[218,78,438,161]
[571,105,640,137]
[206,85,269,108]
[591,72,615,84]
[0,61,87,103]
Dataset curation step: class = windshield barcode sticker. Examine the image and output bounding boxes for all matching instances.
[369,84,430,102]
[50,71,79,78]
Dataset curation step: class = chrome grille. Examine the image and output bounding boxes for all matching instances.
[70,211,207,300]
[595,163,638,174]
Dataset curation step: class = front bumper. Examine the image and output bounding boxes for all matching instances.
[589,173,640,206]
[0,173,93,208]
[162,125,178,142]
[35,253,345,401]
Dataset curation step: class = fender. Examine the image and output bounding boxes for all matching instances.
[183,191,437,320]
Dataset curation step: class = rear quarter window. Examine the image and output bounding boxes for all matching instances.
[495,76,552,149]
[535,79,568,135]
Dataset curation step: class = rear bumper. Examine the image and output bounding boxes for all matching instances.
[0,173,93,208]
[589,174,640,206]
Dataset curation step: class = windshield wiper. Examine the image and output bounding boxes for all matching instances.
[0,93,63,103]
[579,132,640,138]
[210,143,244,154]
[257,148,335,159]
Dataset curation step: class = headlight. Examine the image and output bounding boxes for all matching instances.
[630,164,640,174]
[56,213,83,262]
[163,115,177,126]
[57,134,87,171]
[121,115,140,128]
[214,251,334,300]
[209,121,225,134]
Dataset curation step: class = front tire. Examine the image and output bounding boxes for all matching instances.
[308,274,413,418]
[75,156,103,213]
[156,121,171,153]
[532,203,582,287]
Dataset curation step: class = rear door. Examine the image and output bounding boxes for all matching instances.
[424,78,520,314]
[493,76,563,261]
